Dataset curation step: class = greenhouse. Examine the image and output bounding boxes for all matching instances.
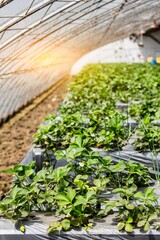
[0,0,160,239]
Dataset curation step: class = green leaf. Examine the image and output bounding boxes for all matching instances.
[126,203,135,210]
[70,219,80,227]
[63,206,72,214]
[61,219,70,231]
[66,149,75,160]
[2,168,14,173]
[58,200,71,206]
[46,196,54,203]
[37,198,45,204]
[47,221,59,234]
[75,174,88,180]
[118,222,125,231]
[112,188,125,194]
[39,192,45,198]
[74,195,86,206]
[127,216,133,223]
[74,179,83,188]
[86,190,95,201]
[134,191,144,199]
[74,148,84,157]
[67,188,76,202]
[54,193,69,202]
[125,223,133,233]
[111,161,126,172]
[105,202,115,214]
[127,178,134,184]
[144,222,150,231]
[144,187,154,197]
[137,220,146,227]
[148,213,158,222]
[75,135,82,147]
[14,165,24,172]
[34,169,46,181]
[90,151,100,158]
[21,211,29,218]
[147,193,156,200]
[101,178,110,186]
[25,169,34,177]
[55,150,65,160]
[48,190,56,196]
[2,197,12,204]
[87,158,99,166]
[129,184,137,193]
[10,187,27,199]
[102,156,112,165]
[52,166,69,182]
[94,179,101,188]
[49,221,59,228]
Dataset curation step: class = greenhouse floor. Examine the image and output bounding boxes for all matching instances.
[0,212,160,240]
[0,77,70,195]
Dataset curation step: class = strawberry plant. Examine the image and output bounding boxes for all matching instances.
[129,98,160,120]
[134,118,160,153]
[1,136,159,234]
[114,186,160,232]
[34,110,130,150]
[3,63,160,234]
[34,63,160,152]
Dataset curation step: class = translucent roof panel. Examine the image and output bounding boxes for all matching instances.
[0,0,160,123]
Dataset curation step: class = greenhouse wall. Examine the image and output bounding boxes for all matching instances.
[71,35,160,75]
[0,65,69,124]
[141,36,160,59]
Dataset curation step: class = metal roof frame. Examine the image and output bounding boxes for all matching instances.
[1,0,159,73]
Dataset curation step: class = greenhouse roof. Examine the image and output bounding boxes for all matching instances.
[0,0,160,123]
[1,0,160,73]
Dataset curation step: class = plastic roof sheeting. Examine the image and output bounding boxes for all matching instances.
[0,0,160,123]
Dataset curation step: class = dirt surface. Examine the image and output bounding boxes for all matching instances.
[0,77,70,195]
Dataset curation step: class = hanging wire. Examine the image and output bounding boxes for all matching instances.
[25,0,36,16]
[97,0,128,47]
[0,0,13,8]
[0,1,102,73]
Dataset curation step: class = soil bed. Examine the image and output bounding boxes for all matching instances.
[0,77,70,194]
